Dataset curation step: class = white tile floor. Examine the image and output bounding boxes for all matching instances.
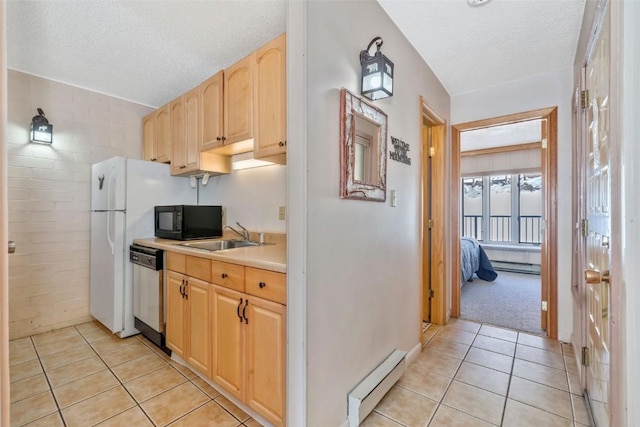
[10,318,590,426]
[364,319,591,427]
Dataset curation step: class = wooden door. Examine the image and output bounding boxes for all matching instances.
[155,104,171,163]
[254,33,286,161]
[421,125,432,325]
[224,55,253,145]
[186,277,210,375]
[142,112,156,161]
[166,271,186,358]
[170,96,186,175]
[583,3,612,425]
[211,285,245,400]
[200,71,224,151]
[245,297,286,426]
[184,87,200,173]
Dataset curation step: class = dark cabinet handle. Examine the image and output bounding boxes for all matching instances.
[180,165,186,169]
[180,280,185,298]
[151,158,157,161]
[242,299,249,324]
[221,273,228,279]
[278,141,284,147]
[183,280,188,300]
[259,282,266,289]
[237,298,243,322]
[221,136,227,141]
[216,137,222,141]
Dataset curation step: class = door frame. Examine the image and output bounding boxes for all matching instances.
[450,107,558,339]
[420,97,447,340]
[1,1,10,423]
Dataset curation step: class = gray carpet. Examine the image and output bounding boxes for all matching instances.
[461,271,545,335]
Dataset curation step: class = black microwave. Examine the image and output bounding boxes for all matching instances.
[154,205,223,240]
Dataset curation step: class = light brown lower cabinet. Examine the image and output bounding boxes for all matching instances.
[211,285,286,426]
[166,270,211,375]
[166,253,286,426]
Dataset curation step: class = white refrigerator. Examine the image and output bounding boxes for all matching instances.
[90,157,195,337]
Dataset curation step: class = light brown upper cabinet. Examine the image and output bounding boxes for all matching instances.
[142,104,171,163]
[170,87,231,177]
[199,55,255,156]
[254,33,287,163]
[223,55,254,153]
[200,71,224,152]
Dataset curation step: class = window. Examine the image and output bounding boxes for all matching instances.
[462,173,542,244]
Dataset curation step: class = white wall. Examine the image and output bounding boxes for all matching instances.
[303,1,450,425]
[198,164,286,233]
[621,1,640,424]
[7,70,152,339]
[452,67,574,342]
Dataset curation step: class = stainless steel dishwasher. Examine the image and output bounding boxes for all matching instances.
[130,244,169,353]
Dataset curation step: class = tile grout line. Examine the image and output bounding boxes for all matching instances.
[135,335,250,426]
[28,335,68,427]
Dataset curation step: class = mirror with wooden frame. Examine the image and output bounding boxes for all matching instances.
[339,88,388,201]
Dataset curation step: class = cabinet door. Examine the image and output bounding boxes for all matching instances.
[166,271,186,358]
[186,277,210,375]
[254,33,287,161]
[142,112,156,161]
[224,55,253,145]
[211,285,245,400]
[170,96,186,175]
[155,104,171,163]
[200,71,224,151]
[245,297,286,426]
[184,87,200,173]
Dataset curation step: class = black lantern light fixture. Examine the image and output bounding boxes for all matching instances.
[359,36,394,101]
[30,108,53,144]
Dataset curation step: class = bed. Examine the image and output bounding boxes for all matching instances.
[461,237,498,283]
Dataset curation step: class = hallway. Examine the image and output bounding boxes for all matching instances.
[364,319,590,426]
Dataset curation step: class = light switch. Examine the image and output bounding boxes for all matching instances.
[390,190,397,207]
[279,206,286,221]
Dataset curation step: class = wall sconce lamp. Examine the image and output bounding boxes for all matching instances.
[30,108,53,144]
[359,36,394,101]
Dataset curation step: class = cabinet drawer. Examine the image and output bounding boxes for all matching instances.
[245,268,286,305]
[167,252,186,273]
[186,256,211,282]
[211,261,245,292]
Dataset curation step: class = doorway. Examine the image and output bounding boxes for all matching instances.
[419,97,446,345]
[451,108,559,339]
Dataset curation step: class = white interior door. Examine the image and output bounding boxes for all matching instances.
[583,2,612,425]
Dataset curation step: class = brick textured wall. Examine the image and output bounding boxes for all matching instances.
[7,70,153,339]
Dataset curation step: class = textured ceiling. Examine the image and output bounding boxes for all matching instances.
[378,0,586,96]
[8,0,585,107]
[7,0,286,108]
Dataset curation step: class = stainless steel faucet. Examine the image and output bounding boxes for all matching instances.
[224,221,250,240]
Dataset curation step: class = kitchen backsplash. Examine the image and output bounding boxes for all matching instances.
[198,163,286,233]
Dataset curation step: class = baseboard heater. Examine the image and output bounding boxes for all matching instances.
[492,260,541,275]
[347,349,407,426]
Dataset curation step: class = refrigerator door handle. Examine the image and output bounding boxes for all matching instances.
[107,169,117,211]
[106,211,115,255]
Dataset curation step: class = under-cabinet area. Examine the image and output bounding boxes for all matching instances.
[135,238,287,427]
[142,33,287,176]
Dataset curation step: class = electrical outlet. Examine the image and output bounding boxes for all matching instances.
[278,205,286,221]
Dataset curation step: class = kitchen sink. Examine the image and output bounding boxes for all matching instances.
[178,240,269,252]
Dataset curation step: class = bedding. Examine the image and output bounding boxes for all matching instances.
[461,237,498,283]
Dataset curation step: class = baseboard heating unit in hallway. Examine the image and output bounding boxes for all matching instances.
[347,349,407,426]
